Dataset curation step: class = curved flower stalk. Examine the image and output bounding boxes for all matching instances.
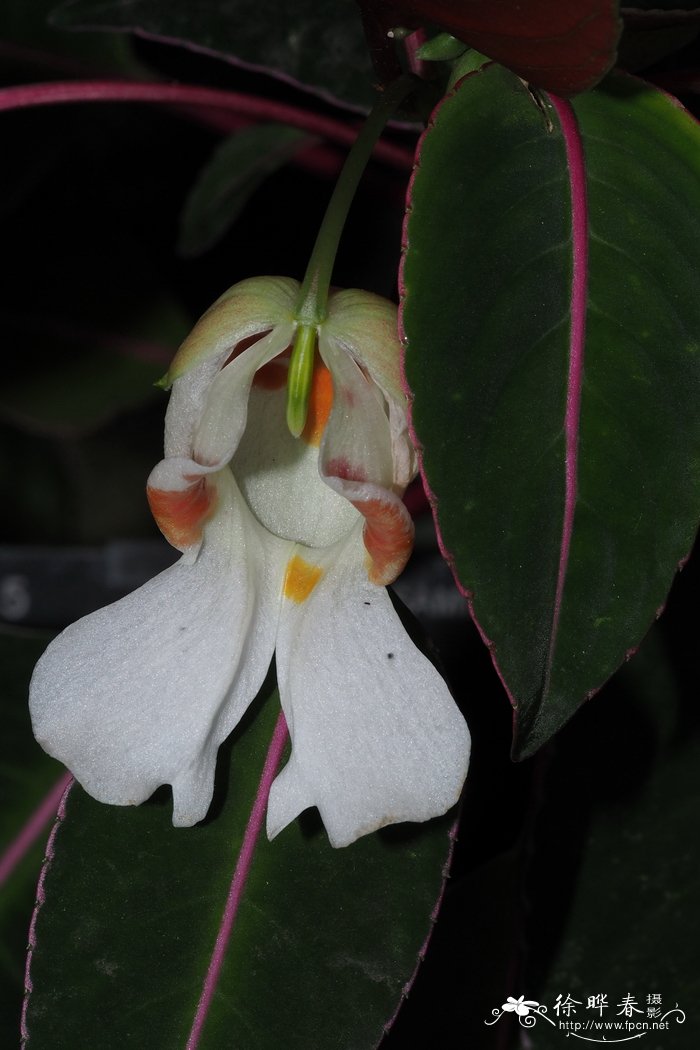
[30,277,470,848]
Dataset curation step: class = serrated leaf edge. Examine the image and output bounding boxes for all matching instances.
[21,776,75,1046]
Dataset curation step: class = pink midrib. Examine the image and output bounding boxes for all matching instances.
[399,83,590,721]
[0,81,414,171]
[186,712,288,1050]
[20,719,288,1048]
[543,96,589,698]
[0,771,72,888]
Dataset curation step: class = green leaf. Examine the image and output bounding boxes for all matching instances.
[0,630,63,1038]
[178,124,313,258]
[2,0,139,75]
[52,0,375,109]
[23,683,454,1048]
[526,616,700,1047]
[402,66,700,758]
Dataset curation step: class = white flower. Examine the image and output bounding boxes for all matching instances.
[29,276,470,847]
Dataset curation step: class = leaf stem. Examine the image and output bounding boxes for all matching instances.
[285,76,417,435]
[294,75,416,325]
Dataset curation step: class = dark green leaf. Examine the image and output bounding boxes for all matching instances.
[2,0,138,75]
[525,617,700,1047]
[24,683,454,1048]
[179,124,313,258]
[402,66,700,758]
[52,0,375,109]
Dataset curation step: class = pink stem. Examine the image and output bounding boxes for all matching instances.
[185,712,289,1050]
[0,771,73,888]
[544,96,589,693]
[0,80,414,171]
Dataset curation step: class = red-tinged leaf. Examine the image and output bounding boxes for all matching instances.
[23,676,456,1049]
[401,65,700,758]
[360,0,622,96]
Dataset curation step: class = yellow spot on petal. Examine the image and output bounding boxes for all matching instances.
[283,554,324,603]
[301,363,333,446]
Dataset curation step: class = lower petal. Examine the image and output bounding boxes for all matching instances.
[267,529,470,847]
[30,469,289,827]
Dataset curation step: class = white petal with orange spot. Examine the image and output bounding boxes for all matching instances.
[267,528,470,848]
[29,278,470,846]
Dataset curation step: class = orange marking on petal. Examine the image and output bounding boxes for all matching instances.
[301,363,334,446]
[353,496,414,586]
[147,477,216,549]
[283,554,324,603]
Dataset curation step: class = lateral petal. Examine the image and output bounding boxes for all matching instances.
[324,476,414,586]
[319,333,394,488]
[29,469,289,827]
[193,323,294,468]
[164,313,295,460]
[325,288,403,409]
[267,530,470,847]
[319,336,414,584]
[146,456,220,555]
[166,276,299,383]
[324,290,417,488]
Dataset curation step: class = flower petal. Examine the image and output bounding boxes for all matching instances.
[266,530,470,847]
[324,476,414,587]
[152,324,295,553]
[29,469,289,827]
[146,456,219,554]
[319,333,394,487]
[192,323,294,467]
[325,288,403,409]
[232,359,359,549]
[166,276,299,383]
[319,336,414,584]
[325,289,417,488]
